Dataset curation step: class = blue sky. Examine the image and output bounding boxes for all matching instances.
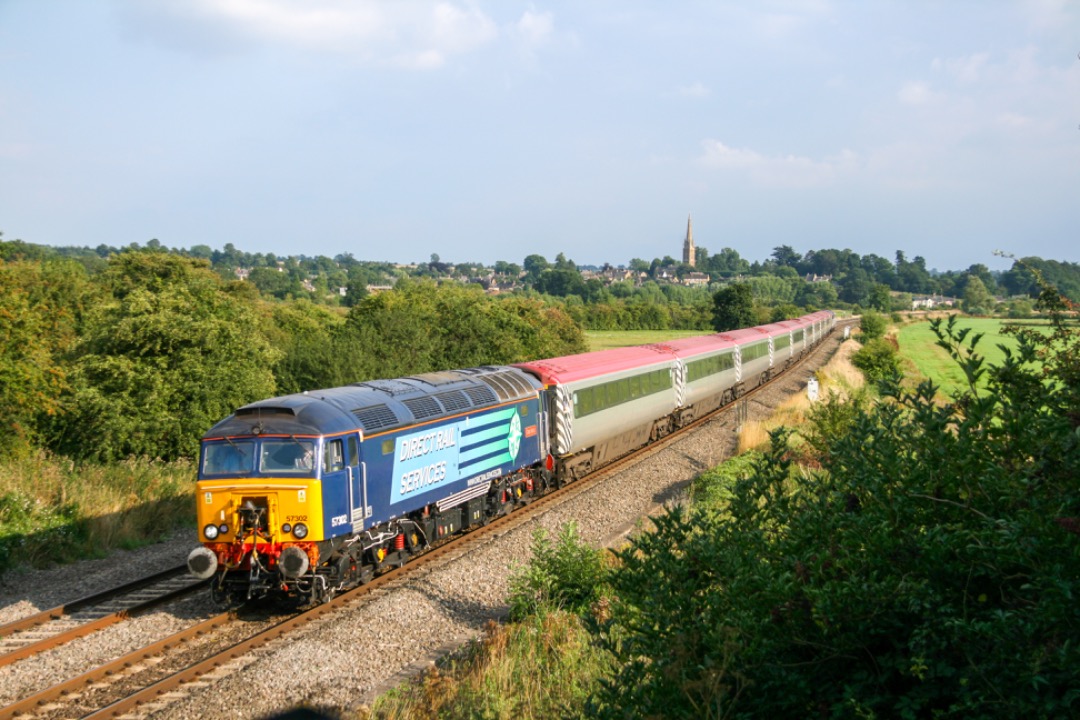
[2,1,1078,272]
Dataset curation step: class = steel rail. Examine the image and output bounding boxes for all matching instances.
[0,566,210,669]
[0,578,208,670]
[0,566,188,638]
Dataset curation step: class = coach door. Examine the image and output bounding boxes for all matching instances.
[347,434,368,532]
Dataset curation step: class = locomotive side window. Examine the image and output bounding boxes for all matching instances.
[324,439,345,473]
[202,440,256,475]
[348,435,360,468]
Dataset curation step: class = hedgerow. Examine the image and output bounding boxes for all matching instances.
[593,288,1080,718]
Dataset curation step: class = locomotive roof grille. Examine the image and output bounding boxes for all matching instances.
[434,390,471,413]
[403,396,444,420]
[478,370,534,401]
[464,386,498,405]
[481,373,514,400]
[352,403,399,430]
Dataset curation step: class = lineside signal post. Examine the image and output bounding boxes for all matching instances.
[807,377,820,403]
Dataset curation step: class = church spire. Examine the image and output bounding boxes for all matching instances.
[682,213,695,267]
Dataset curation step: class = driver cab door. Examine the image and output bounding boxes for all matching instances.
[321,434,367,536]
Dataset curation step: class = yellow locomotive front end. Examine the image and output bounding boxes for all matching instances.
[187,435,327,604]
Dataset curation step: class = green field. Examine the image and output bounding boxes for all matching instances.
[584,329,706,351]
[896,318,1042,399]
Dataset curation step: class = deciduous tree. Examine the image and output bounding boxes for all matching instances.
[54,253,278,461]
[711,283,755,331]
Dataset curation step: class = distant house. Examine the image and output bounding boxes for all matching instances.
[234,267,251,281]
[365,284,394,295]
[683,272,710,287]
[911,295,957,310]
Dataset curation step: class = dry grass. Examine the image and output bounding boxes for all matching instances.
[0,452,194,571]
[365,612,611,720]
[737,340,865,454]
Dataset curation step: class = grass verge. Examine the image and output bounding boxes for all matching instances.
[367,613,613,720]
[0,452,194,574]
[584,329,704,351]
[737,336,865,453]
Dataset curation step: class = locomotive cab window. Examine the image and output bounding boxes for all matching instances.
[260,439,317,474]
[202,440,256,475]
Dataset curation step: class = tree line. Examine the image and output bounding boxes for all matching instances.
[6,235,1078,322]
[0,248,586,464]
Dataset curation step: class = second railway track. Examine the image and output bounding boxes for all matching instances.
[0,567,207,669]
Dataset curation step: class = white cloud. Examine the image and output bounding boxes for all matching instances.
[897,81,938,105]
[516,9,553,48]
[115,0,498,68]
[509,7,555,66]
[698,140,857,188]
[676,82,710,98]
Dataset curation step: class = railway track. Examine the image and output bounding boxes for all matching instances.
[0,566,207,670]
[1,324,852,719]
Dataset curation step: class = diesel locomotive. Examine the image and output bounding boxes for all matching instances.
[187,310,835,604]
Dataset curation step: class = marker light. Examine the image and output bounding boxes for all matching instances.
[282,523,292,534]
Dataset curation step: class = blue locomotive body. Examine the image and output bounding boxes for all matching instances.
[190,366,547,604]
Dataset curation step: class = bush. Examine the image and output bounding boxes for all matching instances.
[507,522,609,621]
[851,337,901,383]
[0,491,87,574]
[594,295,1080,718]
[859,310,887,340]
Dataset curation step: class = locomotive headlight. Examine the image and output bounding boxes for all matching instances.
[293,523,308,539]
[282,523,292,534]
[203,524,219,540]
